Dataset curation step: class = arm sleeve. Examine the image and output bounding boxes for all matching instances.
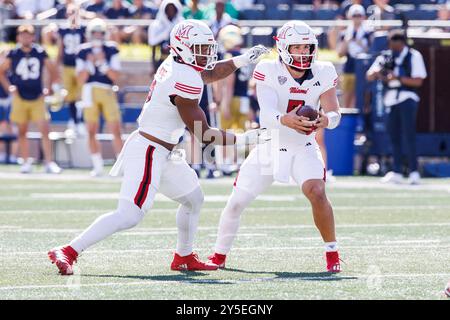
[257,81,282,128]
[321,63,339,94]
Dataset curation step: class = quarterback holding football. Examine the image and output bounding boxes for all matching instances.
[208,21,343,273]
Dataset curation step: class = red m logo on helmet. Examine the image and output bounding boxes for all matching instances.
[175,25,194,40]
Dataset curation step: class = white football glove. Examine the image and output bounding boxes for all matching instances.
[235,128,271,146]
[232,45,270,68]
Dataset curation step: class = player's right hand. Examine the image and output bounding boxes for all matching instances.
[244,45,270,64]
[280,106,315,134]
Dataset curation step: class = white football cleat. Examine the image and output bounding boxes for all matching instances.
[325,169,336,183]
[90,168,104,177]
[45,161,62,174]
[20,158,33,174]
[407,171,421,185]
[380,171,403,184]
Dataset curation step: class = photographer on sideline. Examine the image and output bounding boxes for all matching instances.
[366,29,427,185]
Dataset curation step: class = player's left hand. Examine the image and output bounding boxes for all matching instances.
[244,45,270,64]
[314,110,329,129]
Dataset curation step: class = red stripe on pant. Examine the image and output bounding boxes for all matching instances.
[233,171,240,187]
[134,145,155,209]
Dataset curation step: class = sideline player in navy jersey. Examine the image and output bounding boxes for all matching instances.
[76,18,123,177]
[0,25,62,174]
[0,48,17,163]
[56,4,86,132]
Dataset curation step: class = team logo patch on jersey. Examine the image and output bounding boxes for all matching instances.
[278,76,287,85]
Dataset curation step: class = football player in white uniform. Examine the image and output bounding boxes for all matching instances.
[47,20,269,274]
[208,21,343,273]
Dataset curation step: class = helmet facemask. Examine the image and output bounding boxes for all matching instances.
[281,43,316,70]
[191,43,218,70]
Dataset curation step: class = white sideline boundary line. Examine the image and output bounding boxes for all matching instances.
[1,273,449,291]
[1,244,450,257]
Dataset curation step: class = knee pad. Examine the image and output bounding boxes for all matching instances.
[226,188,256,217]
[175,187,204,213]
[115,199,144,230]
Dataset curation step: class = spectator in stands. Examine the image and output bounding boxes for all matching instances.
[56,4,86,134]
[56,0,96,20]
[208,0,235,37]
[183,0,208,20]
[14,0,55,19]
[148,0,184,72]
[104,0,132,19]
[56,0,74,19]
[127,0,158,44]
[85,0,107,17]
[327,0,370,50]
[0,0,15,42]
[367,0,396,27]
[231,0,255,11]
[337,4,371,108]
[428,3,450,33]
[0,25,62,174]
[104,0,132,43]
[338,0,371,18]
[207,0,239,20]
[366,29,427,185]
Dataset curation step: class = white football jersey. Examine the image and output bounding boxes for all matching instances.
[254,58,338,147]
[138,57,204,144]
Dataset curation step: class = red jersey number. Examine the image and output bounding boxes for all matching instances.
[287,99,305,113]
[145,79,157,103]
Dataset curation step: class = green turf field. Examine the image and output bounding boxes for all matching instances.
[0,165,449,300]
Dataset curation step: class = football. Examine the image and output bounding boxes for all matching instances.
[296,105,319,121]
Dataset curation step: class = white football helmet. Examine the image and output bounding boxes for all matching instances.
[218,24,243,51]
[274,21,318,70]
[86,18,108,45]
[170,19,218,71]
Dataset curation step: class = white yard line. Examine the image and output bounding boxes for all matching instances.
[1,244,450,257]
[1,222,450,234]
